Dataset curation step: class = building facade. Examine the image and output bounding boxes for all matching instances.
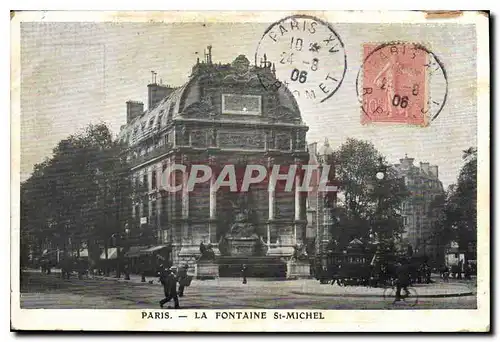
[394,155,445,265]
[305,140,337,267]
[117,49,310,270]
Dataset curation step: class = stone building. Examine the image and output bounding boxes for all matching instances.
[117,48,310,276]
[393,155,445,265]
[305,140,337,267]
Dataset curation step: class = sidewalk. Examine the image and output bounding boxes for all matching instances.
[289,281,475,298]
[90,271,475,298]
[91,272,162,285]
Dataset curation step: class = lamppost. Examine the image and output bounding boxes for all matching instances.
[372,157,388,262]
[123,225,130,280]
[113,224,130,279]
[373,157,386,242]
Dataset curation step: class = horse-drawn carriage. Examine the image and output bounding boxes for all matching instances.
[316,239,415,287]
[316,238,432,287]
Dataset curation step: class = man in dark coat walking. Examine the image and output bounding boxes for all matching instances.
[241,264,248,284]
[159,266,180,309]
[395,259,411,301]
[177,264,189,297]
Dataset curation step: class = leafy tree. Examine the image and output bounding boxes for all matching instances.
[20,123,134,272]
[423,147,477,264]
[443,147,477,260]
[331,138,409,249]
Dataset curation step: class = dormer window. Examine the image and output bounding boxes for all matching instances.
[141,122,146,131]
[149,118,154,128]
[157,115,163,128]
[168,102,175,118]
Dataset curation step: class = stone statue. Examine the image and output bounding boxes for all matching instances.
[199,242,216,260]
[293,243,308,261]
[226,194,258,239]
[227,210,257,239]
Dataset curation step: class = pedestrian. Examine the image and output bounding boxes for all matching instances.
[443,265,450,282]
[464,262,472,280]
[124,262,130,281]
[241,264,248,284]
[177,264,189,297]
[159,266,180,309]
[61,258,71,280]
[423,263,432,284]
[457,260,463,280]
[140,259,146,283]
[395,259,411,302]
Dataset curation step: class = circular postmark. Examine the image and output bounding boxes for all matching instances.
[255,15,347,104]
[356,42,448,126]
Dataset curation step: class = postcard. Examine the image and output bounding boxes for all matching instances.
[10,10,490,332]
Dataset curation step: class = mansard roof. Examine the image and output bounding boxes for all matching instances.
[118,54,303,147]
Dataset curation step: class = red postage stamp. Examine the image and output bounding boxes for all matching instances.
[359,43,434,126]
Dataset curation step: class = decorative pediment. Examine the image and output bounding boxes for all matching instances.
[221,73,260,85]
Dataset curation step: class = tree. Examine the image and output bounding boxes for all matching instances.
[20,123,134,271]
[443,147,477,260]
[331,138,409,249]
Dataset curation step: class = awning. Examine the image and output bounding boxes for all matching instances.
[140,245,169,254]
[100,247,118,260]
[125,245,149,258]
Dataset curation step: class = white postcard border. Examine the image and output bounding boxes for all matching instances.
[10,10,490,332]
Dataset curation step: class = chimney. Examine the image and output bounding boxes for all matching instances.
[429,165,439,178]
[147,83,173,110]
[420,162,430,174]
[400,154,414,169]
[126,101,144,123]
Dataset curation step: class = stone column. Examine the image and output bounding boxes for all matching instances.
[209,158,217,219]
[315,164,323,261]
[208,155,220,255]
[267,156,275,246]
[178,154,199,270]
[182,155,191,237]
[294,163,302,245]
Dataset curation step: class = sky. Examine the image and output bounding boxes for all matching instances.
[20,20,477,187]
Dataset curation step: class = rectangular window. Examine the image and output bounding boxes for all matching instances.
[151,200,157,217]
[143,174,148,190]
[221,94,262,115]
[161,197,168,223]
[152,170,157,190]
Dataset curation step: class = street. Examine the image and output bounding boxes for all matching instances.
[19,271,477,310]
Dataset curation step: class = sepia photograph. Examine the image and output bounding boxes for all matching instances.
[10,10,489,332]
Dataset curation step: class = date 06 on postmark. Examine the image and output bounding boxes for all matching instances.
[356,42,448,126]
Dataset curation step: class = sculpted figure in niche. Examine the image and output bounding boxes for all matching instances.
[226,193,258,239]
[209,128,217,147]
